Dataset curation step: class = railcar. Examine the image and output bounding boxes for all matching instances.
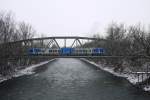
[92,48,105,55]
[28,48,42,55]
[28,47,106,56]
[85,48,93,55]
[60,48,73,56]
[72,48,93,56]
[43,48,49,55]
[49,49,60,56]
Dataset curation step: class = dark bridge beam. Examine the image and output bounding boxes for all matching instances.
[4,36,105,44]
[71,39,77,48]
[53,39,60,48]
[71,39,83,48]
[77,39,83,47]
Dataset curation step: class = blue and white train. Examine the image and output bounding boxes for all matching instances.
[28,48,105,56]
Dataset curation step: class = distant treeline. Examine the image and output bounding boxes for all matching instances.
[85,23,150,56]
[84,23,150,72]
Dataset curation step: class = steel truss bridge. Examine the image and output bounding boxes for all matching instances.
[1,36,150,58]
[1,36,150,86]
[5,36,103,48]
[1,36,107,58]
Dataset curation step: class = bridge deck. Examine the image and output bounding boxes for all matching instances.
[131,72,150,74]
[21,55,150,58]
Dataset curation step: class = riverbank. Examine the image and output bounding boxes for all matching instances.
[0,58,56,83]
[81,58,150,92]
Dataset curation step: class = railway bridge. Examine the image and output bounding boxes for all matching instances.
[1,36,150,86]
[1,36,106,58]
[1,36,148,58]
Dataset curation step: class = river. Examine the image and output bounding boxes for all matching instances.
[0,58,150,100]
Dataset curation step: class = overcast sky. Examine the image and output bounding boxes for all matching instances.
[0,0,150,37]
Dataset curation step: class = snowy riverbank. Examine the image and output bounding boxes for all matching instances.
[0,59,56,83]
[81,58,150,92]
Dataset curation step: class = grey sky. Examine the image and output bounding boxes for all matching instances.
[0,0,150,37]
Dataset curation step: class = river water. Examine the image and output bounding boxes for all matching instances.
[0,58,150,100]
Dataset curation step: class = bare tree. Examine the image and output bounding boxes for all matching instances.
[18,22,35,40]
[0,11,40,76]
[0,12,16,43]
[126,25,150,56]
[105,23,127,55]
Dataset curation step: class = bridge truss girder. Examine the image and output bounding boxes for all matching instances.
[71,38,83,48]
[1,36,105,57]
[15,36,102,49]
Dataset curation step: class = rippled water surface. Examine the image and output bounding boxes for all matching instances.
[0,58,150,100]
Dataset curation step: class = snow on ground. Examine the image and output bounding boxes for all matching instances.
[81,58,150,91]
[0,59,56,83]
[144,86,150,91]
[0,76,10,83]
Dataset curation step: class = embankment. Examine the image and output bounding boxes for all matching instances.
[0,58,56,83]
[80,58,150,92]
